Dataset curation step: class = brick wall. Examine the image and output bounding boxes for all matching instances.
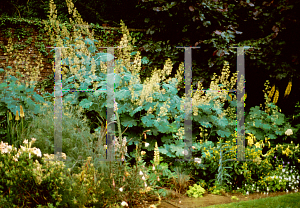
[0,18,147,96]
[0,25,49,92]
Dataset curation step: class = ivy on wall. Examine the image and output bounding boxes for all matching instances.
[0,16,149,95]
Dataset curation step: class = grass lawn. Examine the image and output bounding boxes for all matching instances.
[204,192,300,208]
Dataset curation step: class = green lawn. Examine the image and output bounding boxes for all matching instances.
[204,192,300,208]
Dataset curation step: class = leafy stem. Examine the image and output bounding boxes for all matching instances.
[215,138,232,188]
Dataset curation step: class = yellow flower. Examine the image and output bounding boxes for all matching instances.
[254,142,261,148]
[8,112,12,121]
[15,110,20,121]
[247,137,254,146]
[20,105,24,117]
[285,147,292,156]
[154,142,160,166]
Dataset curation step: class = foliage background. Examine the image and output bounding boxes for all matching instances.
[1,0,299,123]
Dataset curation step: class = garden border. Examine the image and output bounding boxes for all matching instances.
[48,42,255,163]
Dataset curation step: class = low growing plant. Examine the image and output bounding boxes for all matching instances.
[186,183,206,198]
[0,139,70,207]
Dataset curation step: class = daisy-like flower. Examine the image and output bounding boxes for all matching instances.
[145,142,150,147]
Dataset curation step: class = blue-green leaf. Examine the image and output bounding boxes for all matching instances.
[79,98,93,109]
[120,115,138,127]
[141,114,155,127]
[95,53,114,63]
[141,57,149,64]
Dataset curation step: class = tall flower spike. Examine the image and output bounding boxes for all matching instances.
[268,84,275,99]
[8,112,12,121]
[15,111,20,121]
[284,79,292,98]
[20,105,24,117]
[154,142,160,166]
[273,88,279,104]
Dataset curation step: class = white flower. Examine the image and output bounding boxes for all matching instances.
[142,176,146,180]
[119,187,123,192]
[114,102,118,111]
[121,201,128,207]
[182,149,188,155]
[152,165,155,171]
[23,139,28,144]
[61,152,67,160]
[32,148,42,157]
[31,138,36,143]
[1,147,8,154]
[144,182,147,187]
[139,170,143,175]
[145,142,150,147]
[141,151,146,156]
[194,158,201,163]
[285,129,293,136]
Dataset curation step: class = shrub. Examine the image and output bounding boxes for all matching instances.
[186,183,206,198]
[0,139,70,207]
[23,100,106,175]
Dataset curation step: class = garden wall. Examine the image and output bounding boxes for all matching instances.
[0,17,147,95]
